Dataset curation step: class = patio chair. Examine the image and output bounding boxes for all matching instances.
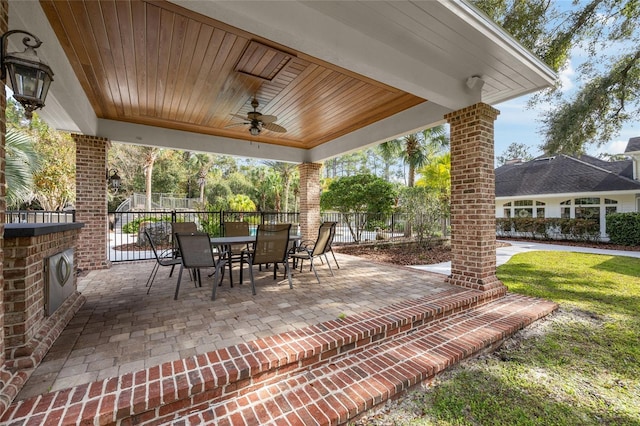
[144,228,182,295]
[174,232,228,300]
[245,224,293,295]
[321,221,340,270]
[290,222,336,283]
[170,222,198,272]
[223,221,251,286]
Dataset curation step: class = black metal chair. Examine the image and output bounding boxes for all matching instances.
[144,228,182,295]
[290,221,336,283]
[174,232,227,300]
[245,224,293,294]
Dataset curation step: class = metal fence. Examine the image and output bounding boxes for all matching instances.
[6,210,76,223]
[108,210,301,262]
[108,210,448,262]
[2,209,448,262]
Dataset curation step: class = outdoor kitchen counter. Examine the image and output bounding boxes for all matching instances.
[4,222,84,237]
[2,222,85,373]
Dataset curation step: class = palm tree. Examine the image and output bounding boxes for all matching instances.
[262,161,298,212]
[379,125,448,187]
[188,153,215,204]
[5,128,40,208]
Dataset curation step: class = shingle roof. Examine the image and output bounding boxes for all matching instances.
[625,136,640,153]
[495,154,640,197]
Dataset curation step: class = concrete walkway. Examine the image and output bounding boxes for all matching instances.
[412,240,640,275]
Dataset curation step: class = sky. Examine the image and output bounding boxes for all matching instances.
[492,38,640,161]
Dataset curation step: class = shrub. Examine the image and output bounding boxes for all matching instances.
[607,212,640,245]
[495,217,599,242]
[122,217,164,234]
[558,218,600,242]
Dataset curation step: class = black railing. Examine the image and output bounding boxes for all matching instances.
[108,210,301,262]
[108,210,448,262]
[6,210,76,223]
[2,209,448,262]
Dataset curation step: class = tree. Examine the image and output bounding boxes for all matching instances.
[27,114,76,211]
[141,147,160,210]
[228,194,256,212]
[262,161,299,212]
[496,142,535,165]
[4,128,40,208]
[320,174,396,242]
[473,0,640,154]
[187,153,215,204]
[379,125,448,187]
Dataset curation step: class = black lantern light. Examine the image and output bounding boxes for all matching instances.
[1,30,54,119]
[107,169,122,191]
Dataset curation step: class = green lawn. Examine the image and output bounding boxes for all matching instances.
[365,251,640,425]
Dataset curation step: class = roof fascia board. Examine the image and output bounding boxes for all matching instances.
[444,0,556,87]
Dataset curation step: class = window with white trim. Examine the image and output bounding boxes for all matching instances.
[503,200,545,218]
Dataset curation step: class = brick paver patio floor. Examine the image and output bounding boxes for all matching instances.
[17,253,452,400]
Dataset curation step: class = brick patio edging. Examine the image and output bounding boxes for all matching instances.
[1,286,507,424]
[0,292,85,417]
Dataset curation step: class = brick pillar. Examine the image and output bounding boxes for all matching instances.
[445,103,506,293]
[0,0,8,374]
[298,162,322,241]
[73,134,111,271]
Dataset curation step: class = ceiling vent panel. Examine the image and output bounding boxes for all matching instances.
[235,41,292,81]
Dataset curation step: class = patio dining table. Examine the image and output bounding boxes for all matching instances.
[209,234,302,284]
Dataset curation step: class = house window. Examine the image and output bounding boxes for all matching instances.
[575,198,600,221]
[503,202,512,218]
[505,200,545,218]
[560,199,571,219]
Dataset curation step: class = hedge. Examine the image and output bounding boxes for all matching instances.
[496,217,600,242]
[606,212,640,246]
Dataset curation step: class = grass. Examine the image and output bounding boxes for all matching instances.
[362,251,640,425]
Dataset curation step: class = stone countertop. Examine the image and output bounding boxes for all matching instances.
[4,223,84,238]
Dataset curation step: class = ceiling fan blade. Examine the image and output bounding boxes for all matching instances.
[263,122,287,133]
[259,114,278,124]
[224,121,249,128]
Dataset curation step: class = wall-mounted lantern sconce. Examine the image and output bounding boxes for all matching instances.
[106,169,122,191]
[1,29,54,119]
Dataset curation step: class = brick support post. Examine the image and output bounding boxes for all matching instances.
[73,134,111,271]
[445,103,506,293]
[298,163,322,241]
[0,0,8,375]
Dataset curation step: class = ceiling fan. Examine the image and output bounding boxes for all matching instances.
[227,98,287,136]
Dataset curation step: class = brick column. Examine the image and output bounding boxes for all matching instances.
[445,103,506,293]
[0,0,8,376]
[298,163,322,241]
[73,134,111,271]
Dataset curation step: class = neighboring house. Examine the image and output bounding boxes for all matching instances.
[495,137,640,238]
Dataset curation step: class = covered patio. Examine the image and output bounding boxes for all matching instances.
[0,0,557,423]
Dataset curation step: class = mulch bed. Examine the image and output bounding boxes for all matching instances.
[333,242,460,266]
[334,238,638,266]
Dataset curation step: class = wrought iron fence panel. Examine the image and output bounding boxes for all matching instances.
[6,210,75,223]
[108,210,302,262]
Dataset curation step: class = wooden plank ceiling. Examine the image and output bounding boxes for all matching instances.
[40,0,425,150]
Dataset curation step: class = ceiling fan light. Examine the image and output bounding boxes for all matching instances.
[249,125,260,136]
